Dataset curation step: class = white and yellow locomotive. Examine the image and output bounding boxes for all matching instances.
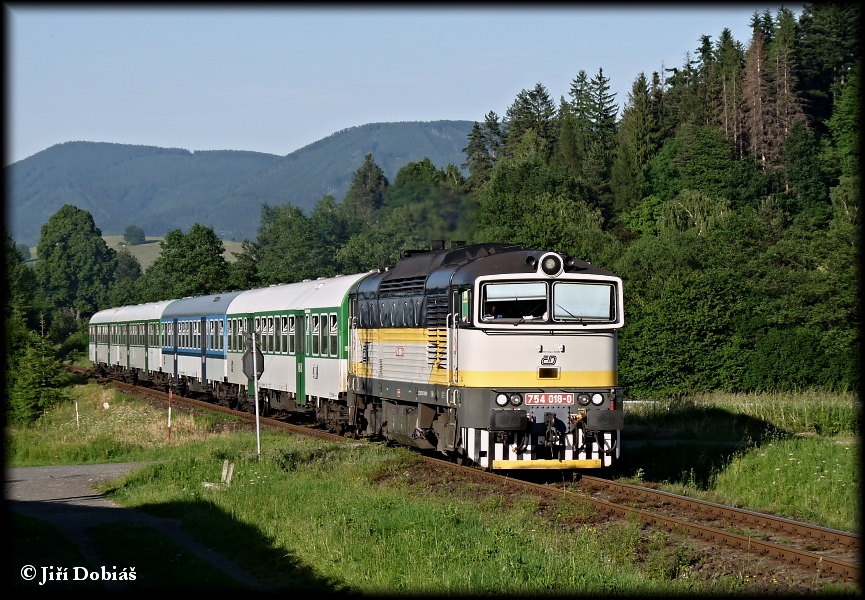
[346,242,624,469]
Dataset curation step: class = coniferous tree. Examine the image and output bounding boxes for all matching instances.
[502,82,558,159]
[611,72,659,215]
[715,28,747,158]
[342,153,388,229]
[795,3,860,132]
[743,26,774,172]
[462,122,491,190]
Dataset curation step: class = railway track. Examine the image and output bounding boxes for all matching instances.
[83,369,861,587]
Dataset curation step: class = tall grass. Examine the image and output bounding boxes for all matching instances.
[6,383,235,466]
[625,390,860,438]
[620,390,860,532]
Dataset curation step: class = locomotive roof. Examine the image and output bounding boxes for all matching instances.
[162,290,246,319]
[355,243,617,297]
[89,299,177,324]
[227,272,371,314]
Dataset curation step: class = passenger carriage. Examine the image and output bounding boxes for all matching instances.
[160,291,245,396]
[222,274,370,417]
[89,300,175,384]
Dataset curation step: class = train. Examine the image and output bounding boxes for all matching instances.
[89,241,625,470]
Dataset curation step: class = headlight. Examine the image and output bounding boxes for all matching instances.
[591,393,604,406]
[540,253,563,276]
[495,393,509,406]
[509,393,523,406]
[577,393,590,406]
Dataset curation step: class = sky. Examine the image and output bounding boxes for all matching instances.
[6,4,793,167]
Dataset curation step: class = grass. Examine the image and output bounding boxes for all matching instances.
[87,523,250,589]
[617,391,860,532]
[7,384,861,593]
[99,434,698,594]
[6,383,238,466]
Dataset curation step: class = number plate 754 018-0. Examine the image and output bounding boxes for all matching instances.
[525,393,574,405]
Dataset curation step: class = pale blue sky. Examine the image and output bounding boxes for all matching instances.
[6,4,792,166]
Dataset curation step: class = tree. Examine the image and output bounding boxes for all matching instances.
[107,248,143,306]
[226,238,261,290]
[742,26,774,171]
[255,203,317,285]
[34,205,117,320]
[135,224,229,301]
[123,225,146,245]
[335,207,425,274]
[342,153,388,228]
[7,329,68,424]
[15,243,31,262]
[796,3,862,133]
[611,72,659,215]
[502,82,558,159]
[714,28,747,158]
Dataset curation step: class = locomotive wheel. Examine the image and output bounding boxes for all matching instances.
[452,446,468,466]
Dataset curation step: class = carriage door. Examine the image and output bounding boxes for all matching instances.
[200,317,207,384]
[295,311,306,405]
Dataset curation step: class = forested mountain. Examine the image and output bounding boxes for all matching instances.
[5,120,474,246]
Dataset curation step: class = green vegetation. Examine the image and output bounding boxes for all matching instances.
[617,391,860,532]
[6,384,235,466]
[122,225,146,246]
[6,385,860,593]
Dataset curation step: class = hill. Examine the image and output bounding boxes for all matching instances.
[5,120,474,247]
[27,237,245,271]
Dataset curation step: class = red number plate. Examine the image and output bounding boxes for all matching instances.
[525,393,574,405]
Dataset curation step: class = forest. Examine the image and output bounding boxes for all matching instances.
[4,5,859,423]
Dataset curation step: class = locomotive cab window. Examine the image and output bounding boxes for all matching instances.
[481,282,547,322]
[552,282,616,322]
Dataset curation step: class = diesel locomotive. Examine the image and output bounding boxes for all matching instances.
[90,241,624,470]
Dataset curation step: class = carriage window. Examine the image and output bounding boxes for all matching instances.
[280,316,288,353]
[319,318,326,356]
[311,315,320,355]
[275,316,282,353]
[552,282,616,322]
[329,314,338,356]
[267,316,274,353]
[288,316,296,354]
[482,282,548,322]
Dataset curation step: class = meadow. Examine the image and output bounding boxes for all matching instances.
[7,383,860,594]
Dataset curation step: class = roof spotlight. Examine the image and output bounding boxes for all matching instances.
[540,253,563,276]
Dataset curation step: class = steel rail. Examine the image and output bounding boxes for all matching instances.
[578,475,860,552]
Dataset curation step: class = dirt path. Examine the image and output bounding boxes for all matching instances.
[6,463,267,591]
